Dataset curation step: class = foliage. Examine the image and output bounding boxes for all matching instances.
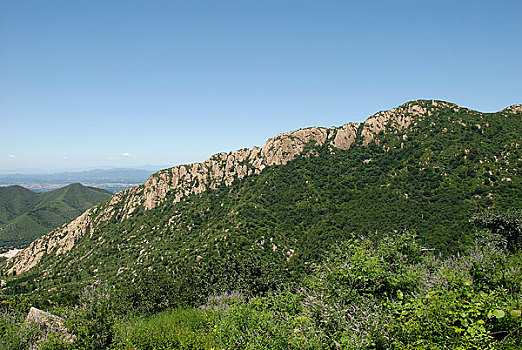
[388,288,520,349]
[305,231,422,300]
[114,269,187,316]
[2,230,521,349]
[65,282,114,350]
[0,309,25,350]
[108,234,522,349]
[472,209,522,251]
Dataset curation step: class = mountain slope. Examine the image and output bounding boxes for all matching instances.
[0,184,112,249]
[0,185,37,224]
[2,100,521,299]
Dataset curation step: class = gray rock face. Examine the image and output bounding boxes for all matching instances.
[24,307,75,348]
[3,100,477,275]
[25,307,63,325]
[503,104,522,114]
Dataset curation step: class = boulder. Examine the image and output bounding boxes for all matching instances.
[24,307,75,348]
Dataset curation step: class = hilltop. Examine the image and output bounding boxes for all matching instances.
[0,183,112,250]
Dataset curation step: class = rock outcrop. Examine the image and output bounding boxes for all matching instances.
[25,307,75,348]
[503,104,522,114]
[2,100,485,275]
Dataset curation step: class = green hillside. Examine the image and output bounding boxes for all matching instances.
[1,101,522,349]
[0,185,36,224]
[6,101,521,301]
[0,184,112,249]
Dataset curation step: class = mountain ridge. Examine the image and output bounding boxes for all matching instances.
[3,99,520,276]
[0,184,112,250]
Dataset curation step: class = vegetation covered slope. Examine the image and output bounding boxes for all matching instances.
[3,221,522,349]
[0,186,35,224]
[0,184,111,249]
[108,230,522,349]
[2,100,521,301]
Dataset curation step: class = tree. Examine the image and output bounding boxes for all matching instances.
[472,209,522,251]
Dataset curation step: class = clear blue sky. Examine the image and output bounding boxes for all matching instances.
[1,0,521,173]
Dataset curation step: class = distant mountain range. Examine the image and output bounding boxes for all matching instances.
[0,167,162,192]
[0,183,112,250]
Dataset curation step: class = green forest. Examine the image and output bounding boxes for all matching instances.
[1,103,521,348]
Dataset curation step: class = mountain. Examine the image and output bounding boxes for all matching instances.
[0,185,36,224]
[0,168,159,193]
[2,100,521,299]
[0,184,112,249]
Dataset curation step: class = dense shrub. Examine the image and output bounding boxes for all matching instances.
[0,309,25,350]
[66,282,114,350]
[111,231,522,349]
[114,269,184,316]
[472,209,522,251]
[3,228,521,349]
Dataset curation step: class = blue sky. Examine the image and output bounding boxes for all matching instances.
[1,0,521,173]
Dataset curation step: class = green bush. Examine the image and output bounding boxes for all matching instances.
[472,209,522,251]
[66,282,114,350]
[113,306,220,349]
[39,334,74,350]
[0,310,25,350]
[388,288,521,349]
[115,269,183,316]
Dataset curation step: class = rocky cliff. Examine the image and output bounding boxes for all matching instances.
[5,100,513,275]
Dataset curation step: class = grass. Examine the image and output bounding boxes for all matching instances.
[113,308,219,350]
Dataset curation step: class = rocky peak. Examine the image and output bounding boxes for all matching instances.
[502,104,522,114]
[3,100,516,275]
[4,122,361,275]
[359,100,469,145]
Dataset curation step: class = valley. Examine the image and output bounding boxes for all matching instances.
[0,183,112,251]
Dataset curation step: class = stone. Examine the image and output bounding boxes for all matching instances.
[24,307,75,348]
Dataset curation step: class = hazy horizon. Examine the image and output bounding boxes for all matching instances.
[0,164,168,175]
[2,0,521,172]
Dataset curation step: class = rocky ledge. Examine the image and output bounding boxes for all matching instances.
[2,100,492,275]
